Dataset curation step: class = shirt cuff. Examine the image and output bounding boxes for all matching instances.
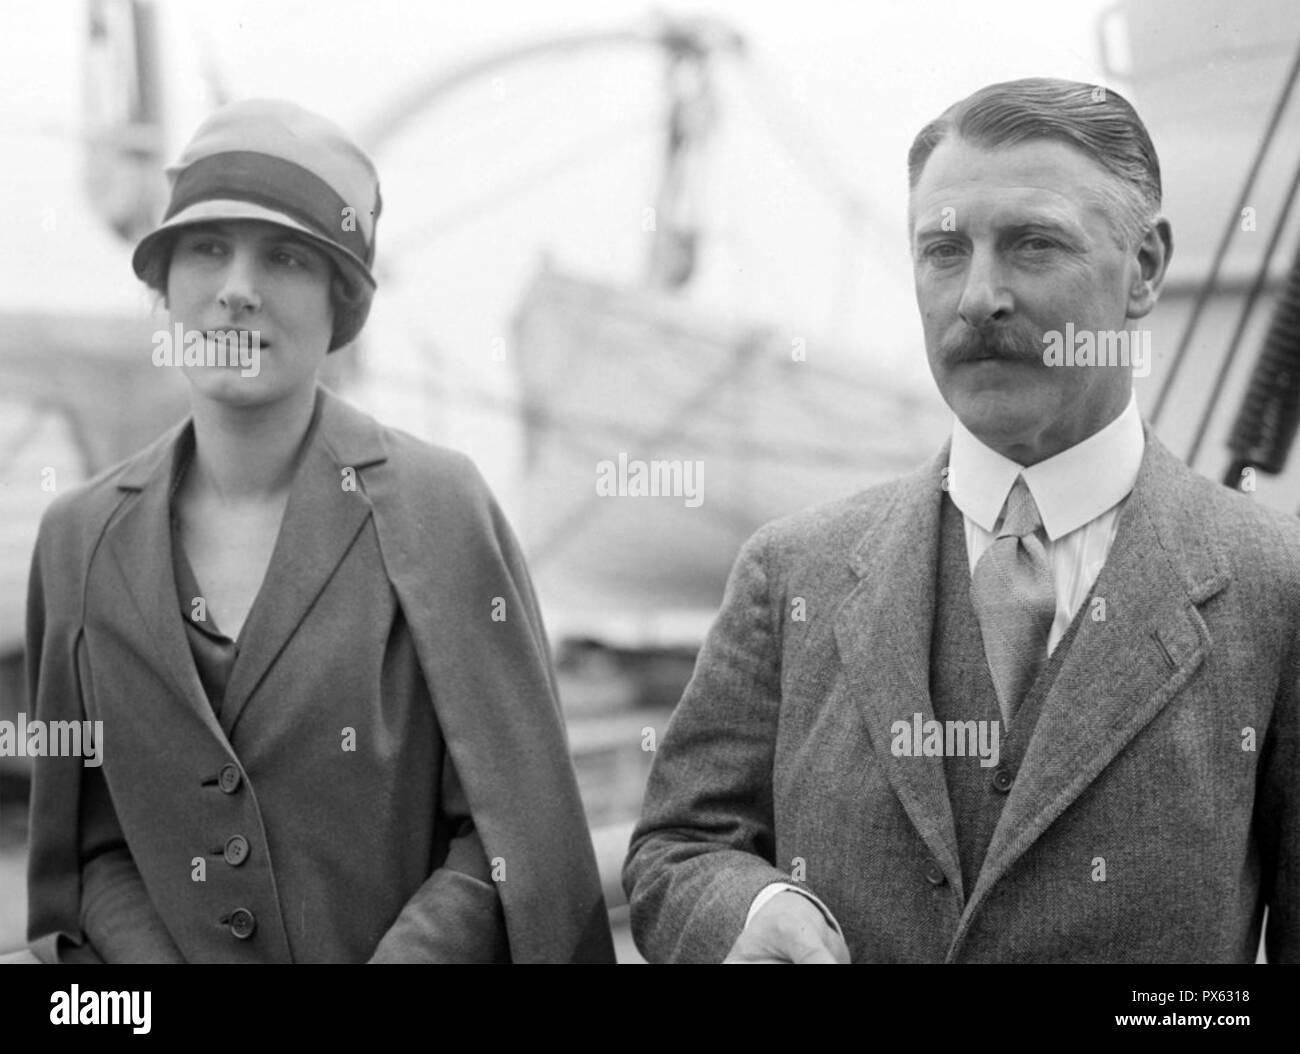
[745,882,845,937]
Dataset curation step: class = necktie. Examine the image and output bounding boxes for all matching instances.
[970,477,1056,726]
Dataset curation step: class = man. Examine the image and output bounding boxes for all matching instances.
[623,78,1300,963]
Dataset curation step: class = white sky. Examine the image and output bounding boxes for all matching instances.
[0,0,1118,469]
[3,0,1115,336]
[3,0,1296,512]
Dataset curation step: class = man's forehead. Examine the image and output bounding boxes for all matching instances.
[910,137,1118,227]
[917,135,1112,185]
[911,191,1084,234]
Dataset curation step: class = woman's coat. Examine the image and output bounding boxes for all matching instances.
[25,386,615,962]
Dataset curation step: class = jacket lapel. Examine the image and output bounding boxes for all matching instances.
[103,422,225,736]
[832,446,965,897]
[218,387,388,735]
[962,433,1231,924]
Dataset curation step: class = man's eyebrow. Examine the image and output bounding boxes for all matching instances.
[913,224,962,241]
[913,216,1087,243]
[1001,219,1091,249]
[1005,216,1077,232]
[993,209,1087,236]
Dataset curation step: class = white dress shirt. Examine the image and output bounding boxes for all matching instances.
[744,391,1146,939]
[948,391,1145,654]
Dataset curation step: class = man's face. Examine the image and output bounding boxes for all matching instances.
[910,136,1161,464]
[166,218,335,408]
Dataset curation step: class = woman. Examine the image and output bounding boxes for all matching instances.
[25,99,613,963]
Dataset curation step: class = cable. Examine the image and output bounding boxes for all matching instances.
[1185,141,1300,470]
[1151,39,1300,427]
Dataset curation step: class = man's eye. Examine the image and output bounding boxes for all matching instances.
[1017,236,1058,251]
[924,243,964,261]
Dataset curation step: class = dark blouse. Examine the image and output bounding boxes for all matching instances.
[171,516,240,717]
[168,445,241,718]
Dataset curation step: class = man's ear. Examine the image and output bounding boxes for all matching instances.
[1127,216,1173,320]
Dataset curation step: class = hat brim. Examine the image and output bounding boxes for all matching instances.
[131,199,377,293]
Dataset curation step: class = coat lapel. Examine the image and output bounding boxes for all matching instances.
[220,387,387,735]
[832,446,965,897]
[963,433,1232,923]
[103,422,225,736]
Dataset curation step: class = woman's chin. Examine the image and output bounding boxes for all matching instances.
[184,369,282,408]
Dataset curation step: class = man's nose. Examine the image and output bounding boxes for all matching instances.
[957,248,1012,327]
[216,250,262,315]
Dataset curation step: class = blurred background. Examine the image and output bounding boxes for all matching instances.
[2,0,1298,963]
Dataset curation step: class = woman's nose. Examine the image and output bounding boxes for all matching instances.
[216,250,262,314]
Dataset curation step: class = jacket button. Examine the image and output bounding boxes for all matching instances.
[992,768,1014,793]
[218,765,242,794]
[923,863,946,886]
[228,908,256,940]
[223,835,250,866]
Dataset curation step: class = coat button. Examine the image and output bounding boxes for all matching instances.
[228,908,256,940]
[218,765,242,794]
[992,768,1014,793]
[223,835,250,866]
[923,863,946,886]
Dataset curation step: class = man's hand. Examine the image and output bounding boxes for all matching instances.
[724,890,850,963]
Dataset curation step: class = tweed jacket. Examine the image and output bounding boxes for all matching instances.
[624,430,1300,963]
[27,385,615,963]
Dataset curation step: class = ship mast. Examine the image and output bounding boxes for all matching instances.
[356,16,745,294]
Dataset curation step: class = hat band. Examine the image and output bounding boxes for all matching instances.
[166,150,373,265]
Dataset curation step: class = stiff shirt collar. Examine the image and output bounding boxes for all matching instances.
[947,391,1145,541]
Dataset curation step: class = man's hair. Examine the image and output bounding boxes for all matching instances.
[907,77,1162,246]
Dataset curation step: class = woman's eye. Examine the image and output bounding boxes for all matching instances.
[184,239,225,257]
[271,248,306,268]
